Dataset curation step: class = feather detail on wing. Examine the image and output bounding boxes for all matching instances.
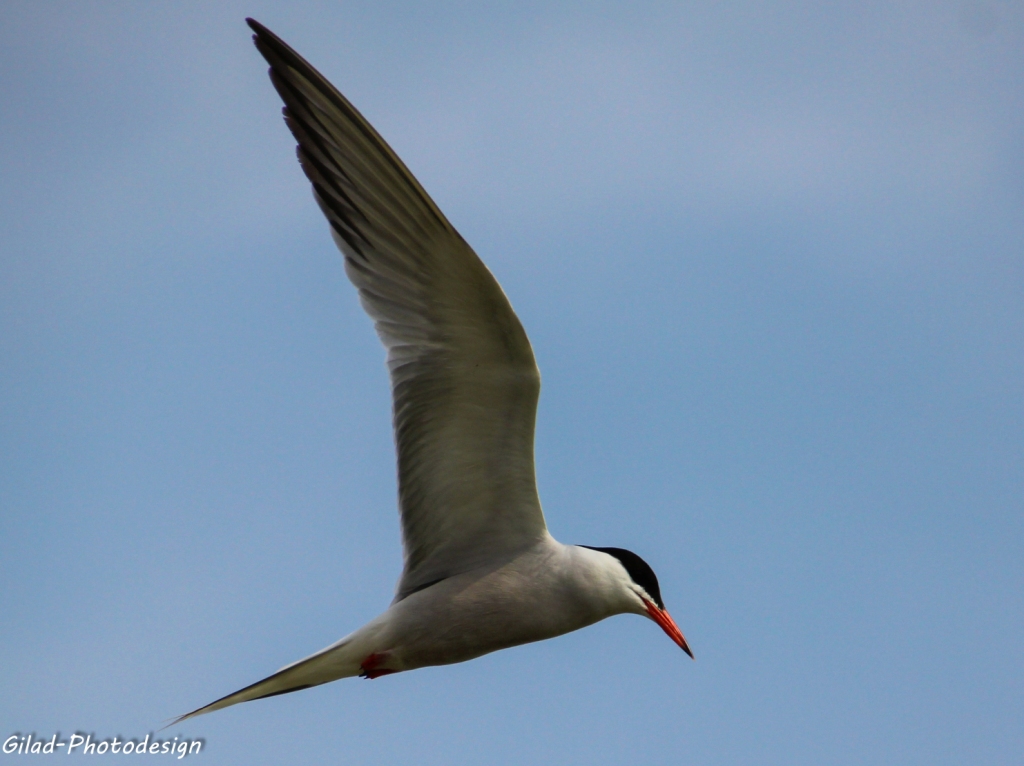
[247,19,547,600]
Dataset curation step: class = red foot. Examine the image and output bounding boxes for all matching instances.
[359,652,398,680]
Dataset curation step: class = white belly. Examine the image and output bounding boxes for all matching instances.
[373,540,624,670]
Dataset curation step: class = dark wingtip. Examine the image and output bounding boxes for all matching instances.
[246,18,277,50]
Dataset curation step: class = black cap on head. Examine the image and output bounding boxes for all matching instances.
[581,546,665,609]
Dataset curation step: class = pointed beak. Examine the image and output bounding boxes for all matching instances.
[644,600,694,659]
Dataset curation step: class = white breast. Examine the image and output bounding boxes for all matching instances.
[371,538,642,671]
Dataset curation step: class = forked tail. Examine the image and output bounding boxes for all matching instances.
[166,635,363,726]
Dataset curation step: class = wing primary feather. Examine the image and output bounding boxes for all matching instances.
[247,19,450,233]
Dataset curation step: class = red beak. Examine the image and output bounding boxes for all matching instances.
[645,600,694,659]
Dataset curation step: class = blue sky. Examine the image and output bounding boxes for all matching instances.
[2,2,1022,763]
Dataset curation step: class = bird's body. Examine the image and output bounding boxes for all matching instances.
[185,540,653,719]
[370,540,630,671]
[172,18,691,724]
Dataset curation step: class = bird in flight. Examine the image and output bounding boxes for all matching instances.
[174,18,691,724]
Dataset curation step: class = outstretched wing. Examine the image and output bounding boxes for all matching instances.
[248,19,547,600]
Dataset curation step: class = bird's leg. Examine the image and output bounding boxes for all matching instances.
[359,651,397,679]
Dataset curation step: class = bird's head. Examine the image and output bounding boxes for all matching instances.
[580,546,693,659]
